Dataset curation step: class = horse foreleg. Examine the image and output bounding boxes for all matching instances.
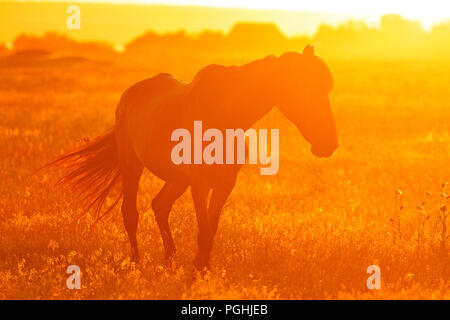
[209,178,237,236]
[191,183,212,270]
[191,176,237,270]
[152,182,188,261]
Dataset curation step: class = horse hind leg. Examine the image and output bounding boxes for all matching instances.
[151,182,188,261]
[121,167,143,262]
[117,132,144,262]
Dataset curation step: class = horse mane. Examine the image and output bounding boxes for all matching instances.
[190,64,231,87]
[190,52,333,95]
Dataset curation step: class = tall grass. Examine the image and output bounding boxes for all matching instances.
[0,60,448,299]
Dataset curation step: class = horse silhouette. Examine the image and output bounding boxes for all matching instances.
[48,45,338,270]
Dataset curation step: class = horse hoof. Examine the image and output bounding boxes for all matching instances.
[193,257,210,272]
[164,248,176,261]
[164,256,175,269]
[131,253,140,264]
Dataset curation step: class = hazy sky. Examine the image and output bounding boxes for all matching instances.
[38,0,450,20]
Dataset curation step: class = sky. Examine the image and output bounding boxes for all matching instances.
[46,0,450,21]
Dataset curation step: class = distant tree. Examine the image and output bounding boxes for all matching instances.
[12,32,116,59]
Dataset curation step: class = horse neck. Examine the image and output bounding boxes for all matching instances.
[188,57,277,130]
[232,59,277,129]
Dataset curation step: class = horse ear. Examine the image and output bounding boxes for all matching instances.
[303,45,314,57]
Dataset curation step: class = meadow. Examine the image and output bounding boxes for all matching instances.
[0,56,449,299]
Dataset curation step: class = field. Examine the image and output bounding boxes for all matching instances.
[0,57,449,299]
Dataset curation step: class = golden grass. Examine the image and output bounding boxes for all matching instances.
[0,59,448,299]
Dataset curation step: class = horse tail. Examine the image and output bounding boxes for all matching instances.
[44,128,122,220]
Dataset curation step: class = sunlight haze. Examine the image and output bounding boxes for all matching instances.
[1,0,449,45]
[40,0,450,22]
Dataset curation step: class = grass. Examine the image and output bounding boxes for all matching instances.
[0,58,449,299]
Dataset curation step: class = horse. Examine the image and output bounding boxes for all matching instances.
[48,45,338,270]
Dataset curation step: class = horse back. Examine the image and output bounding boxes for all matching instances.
[116,73,185,122]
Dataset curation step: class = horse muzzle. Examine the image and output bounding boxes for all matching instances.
[311,142,338,158]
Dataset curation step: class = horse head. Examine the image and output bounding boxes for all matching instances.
[275,46,338,158]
